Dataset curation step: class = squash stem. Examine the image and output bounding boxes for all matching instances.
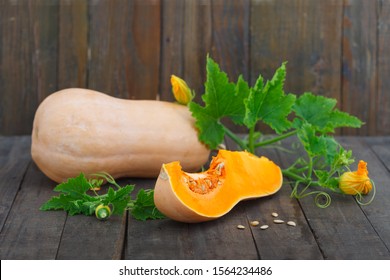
[222,125,247,151]
[282,169,307,183]
[248,126,256,154]
[307,156,314,179]
[254,130,297,148]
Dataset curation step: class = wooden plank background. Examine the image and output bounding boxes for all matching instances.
[0,0,389,136]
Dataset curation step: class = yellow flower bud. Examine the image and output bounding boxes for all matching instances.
[339,160,372,195]
[171,75,194,105]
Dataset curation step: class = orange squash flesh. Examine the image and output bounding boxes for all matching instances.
[154,150,283,223]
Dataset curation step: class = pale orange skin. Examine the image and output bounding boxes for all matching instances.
[31,88,210,183]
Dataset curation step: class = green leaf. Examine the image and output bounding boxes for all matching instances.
[188,56,249,149]
[314,170,340,191]
[40,194,77,211]
[201,56,246,119]
[40,193,97,216]
[53,173,92,200]
[293,92,362,133]
[244,62,296,133]
[130,189,165,221]
[41,173,162,220]
[188,102,225,149]
[102,185,134,215]
[297,122,327,157]
[232,75,250,124]
[80,201,101,216]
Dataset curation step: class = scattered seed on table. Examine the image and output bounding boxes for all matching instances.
[273,219,284,224]
[260,225,269,230]
[250,221,260,226]
[287,221,296,227]
[237,225,246,230]
[271,212,279,217]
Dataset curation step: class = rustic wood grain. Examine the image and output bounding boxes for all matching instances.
[250,0,343,99]
[58,0,88,89]
[126,178,194,259]
[0,162,66,259]
[0,136,31,233]
[209,0,250,83]
[56,211,126,260]
[377,0,390,135]
[341,0,377,136]
[88,0,161,99]
[187,204,259,260]
[246,152,323,259]
[0,0,59,135]
[340,137,390,254]
[159,0,186,102]
[278,137,390,259]
[0,0,387,136]
[225,136,323,259]
[181,0,212,102]
[367,136,390,171]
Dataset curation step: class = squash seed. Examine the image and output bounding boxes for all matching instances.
[237,225,246,230]
[250,221,260,227]
[271,212,279,217]
[273,219,284,224]
[218,143,226,150]
[287,221,296,227]
[260,225,269,230]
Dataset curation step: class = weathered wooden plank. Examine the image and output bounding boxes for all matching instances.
[0,162,66,259]
[88,0,161,99]
[341,0,377,135]
[209,0,250,83]
[0,136,31,233]
[181,0,212,102]
[128,198,258,259]
[126,178,194,259]
[0,0,58,135]
[245,154,323,259]
[367,137,390,171]
[225,136,323,259]
[250,0,343,98]
[339,137,390,254]
[56,178,128,260]
[160,0,250,131]
[187,204,258,260]
[56,211,126,260]
[58,0,88,89]
[277,137,390,259]
[159,0,185,102]
[377,0,390,135]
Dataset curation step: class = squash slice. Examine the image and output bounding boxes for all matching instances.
[154,150,283,223]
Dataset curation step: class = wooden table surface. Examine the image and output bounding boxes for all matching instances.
[0,135,389,260]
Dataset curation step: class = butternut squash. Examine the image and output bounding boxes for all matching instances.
[154,150,283,223]
[31,88,210,183]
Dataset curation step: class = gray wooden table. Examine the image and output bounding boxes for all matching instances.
[0,135,389,260]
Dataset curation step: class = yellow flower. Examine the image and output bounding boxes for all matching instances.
[339,160,372,195]
[171,75,194,105]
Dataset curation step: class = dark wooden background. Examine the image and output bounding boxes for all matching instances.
[0,0,389,136]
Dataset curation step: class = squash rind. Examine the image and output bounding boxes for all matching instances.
[154,150,283,223]
[31,88,210,183]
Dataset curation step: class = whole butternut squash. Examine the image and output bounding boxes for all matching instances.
[31,88,210,183]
